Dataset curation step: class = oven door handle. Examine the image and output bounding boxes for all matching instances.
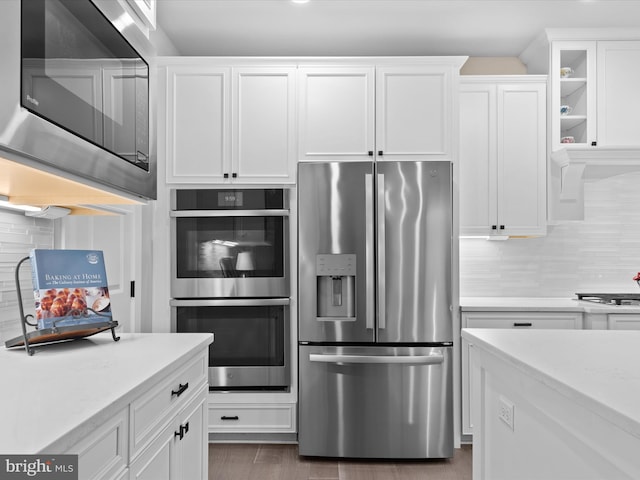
[170,209,289,218]
[170,298,290,307]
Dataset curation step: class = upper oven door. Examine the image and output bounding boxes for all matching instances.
[170,190,290,298]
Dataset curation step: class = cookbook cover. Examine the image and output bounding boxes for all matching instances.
[30,249,113,330]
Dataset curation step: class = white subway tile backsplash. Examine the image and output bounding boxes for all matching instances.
[0,210,53,343]
[460,172,640,298]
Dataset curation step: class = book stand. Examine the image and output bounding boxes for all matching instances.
[6,256,120,355]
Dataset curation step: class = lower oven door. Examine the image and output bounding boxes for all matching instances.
[171,298,290,390]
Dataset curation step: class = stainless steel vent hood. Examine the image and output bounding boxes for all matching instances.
[550,146,640,221]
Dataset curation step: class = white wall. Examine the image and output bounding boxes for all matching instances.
[0,210,53,342]
[460,172,640,297]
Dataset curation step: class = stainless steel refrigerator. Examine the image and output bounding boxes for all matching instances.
[297,161,454,459]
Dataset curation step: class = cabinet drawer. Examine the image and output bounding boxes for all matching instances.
[130,351,207,460]
[209,403,296,433]
[608,314,640,330]
[464,312,582,330]
[68,406,128,480]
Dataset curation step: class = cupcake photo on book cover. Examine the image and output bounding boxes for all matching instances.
[30,249,113,330]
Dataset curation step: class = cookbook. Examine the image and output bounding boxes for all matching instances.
[30,249,113,330]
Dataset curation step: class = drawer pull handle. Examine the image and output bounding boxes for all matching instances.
[221,415,239,421]
[174,422,190,440]
[513,322,533,327]
[171,382,189,398]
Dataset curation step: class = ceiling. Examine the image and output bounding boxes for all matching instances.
[155,0,640,58]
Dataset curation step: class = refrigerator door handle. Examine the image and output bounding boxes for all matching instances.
[376,173,386,330]
[365,173,375,330]
[309,353,444,365]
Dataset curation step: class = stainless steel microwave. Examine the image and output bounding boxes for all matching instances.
[0,0,156,200]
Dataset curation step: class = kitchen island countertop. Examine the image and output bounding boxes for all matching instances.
[462,328,640,479]
[462,328,640,440]
[0,332,213,454]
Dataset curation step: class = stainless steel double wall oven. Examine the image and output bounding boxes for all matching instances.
[170,188,290,390]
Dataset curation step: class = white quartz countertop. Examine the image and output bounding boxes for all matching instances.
[460,296,640,313]
[0,332,213,454]
[461,328,640,441]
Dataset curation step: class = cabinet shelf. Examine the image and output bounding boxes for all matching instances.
[560,78,587,96]
[560,115,587,129]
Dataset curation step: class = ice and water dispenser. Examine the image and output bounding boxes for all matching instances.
[316,254,356,321]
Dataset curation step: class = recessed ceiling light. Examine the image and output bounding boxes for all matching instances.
[291,0,310,4]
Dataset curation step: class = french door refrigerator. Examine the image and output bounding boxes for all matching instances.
[297,161,453,459]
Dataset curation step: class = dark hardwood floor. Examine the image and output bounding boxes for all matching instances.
[209,444,472,480]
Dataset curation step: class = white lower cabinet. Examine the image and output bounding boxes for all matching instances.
[130,385,207,480]
[461,311,583,435]
[64,348,209,480]
[209,402,296,434]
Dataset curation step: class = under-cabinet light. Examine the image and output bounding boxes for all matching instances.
[0,194,42,213]
[25,206,71,219]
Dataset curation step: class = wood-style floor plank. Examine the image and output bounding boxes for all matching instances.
[209,444,472,480]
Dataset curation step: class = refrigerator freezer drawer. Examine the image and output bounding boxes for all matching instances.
[298,345,453,459]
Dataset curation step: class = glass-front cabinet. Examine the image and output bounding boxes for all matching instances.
[551,41,597,149]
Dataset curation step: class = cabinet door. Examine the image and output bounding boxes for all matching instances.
[174,391,207,480]
[497,83,546,237]
[165,66,230,183]
[376,66,451,160]
[551,41,597,149]
[597,41,640,146]
[129,428,173,480]
[232,67,296,183]
[459,83,497,236]
[298,67,375,161]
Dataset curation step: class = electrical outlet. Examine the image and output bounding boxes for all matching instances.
[498,395,515,430]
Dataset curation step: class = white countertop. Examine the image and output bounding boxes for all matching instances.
[461,328,640,440]
[0,332,213,454]
[460,296,640,314]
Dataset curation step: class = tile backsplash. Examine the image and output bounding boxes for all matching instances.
[0,210,53,342]
[460,172,640,297]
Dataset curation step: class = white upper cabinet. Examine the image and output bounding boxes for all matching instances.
[459,83,495,234]
[297,66,375,161]
[298,60,464,162]
[376,66,451,160]
[232,67,297,183]
[164,65,230,183]
[596,41,640,146]
[525,32,640,150]
[162,62,296,184]
[551,41,597,149]
[459,77,547,237]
